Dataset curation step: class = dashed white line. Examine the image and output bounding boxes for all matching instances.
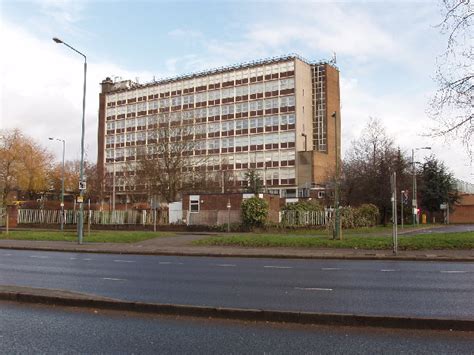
[113,259,135,263]
[381,269,396,272]
[69,257,78,260]
[440,270,467,273]
[159,261,172,264]
[295,287,333,291]
[82,258,92,261]
[2,254,12,256]
[215,264,237,267]
[264,266,293,269]
[102,277,126,281]
[29,255,49,259]
[321,267,341,271]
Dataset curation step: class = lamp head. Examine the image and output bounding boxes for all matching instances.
[52,37,63,44]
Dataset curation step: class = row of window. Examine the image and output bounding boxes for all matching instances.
[108,62,295,101]
[109,78,294,107]
[106,96,296,119]
[111,167,296,190]
[105,132,296,157]
[105,114,296,136]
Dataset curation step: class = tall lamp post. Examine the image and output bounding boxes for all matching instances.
[53,37,87,244]
[49,137,66,231]
[332,111,341,240]
[411,146,431,227]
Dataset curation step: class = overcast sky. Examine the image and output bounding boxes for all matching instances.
[1,0,472,182]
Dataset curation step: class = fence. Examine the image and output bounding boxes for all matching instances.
[16,208,332,227]
[186,210,241,226]
[18,209,168,226]
[280,210,331,226]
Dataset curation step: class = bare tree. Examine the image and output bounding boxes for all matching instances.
[342,118,412,224]
[136,125,207,203]
[430,0,473,159]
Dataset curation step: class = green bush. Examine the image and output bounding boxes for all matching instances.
[282,200,323,212]
[241,197,269,227]
[330,204,380,230]
[356,203,379,227]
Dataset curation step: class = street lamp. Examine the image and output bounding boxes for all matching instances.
[49,137,66,231]
[332,111,341,240]
[411,146,431,227]
[53,37,87,244]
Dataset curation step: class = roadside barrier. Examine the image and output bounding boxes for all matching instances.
[17,209,168,226]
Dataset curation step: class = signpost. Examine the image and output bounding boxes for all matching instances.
[390,172,398,255]
[227,199,231,233]
[440,202,449,224]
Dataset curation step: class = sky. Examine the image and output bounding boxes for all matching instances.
[1,0,472,182]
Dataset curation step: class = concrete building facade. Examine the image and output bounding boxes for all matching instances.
[97,54,341,204]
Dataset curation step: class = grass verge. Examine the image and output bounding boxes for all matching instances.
[0,230,176,243]
[193,232,474,250]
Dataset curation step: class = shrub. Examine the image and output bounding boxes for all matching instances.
[241,197,269,227]
[356,204,379,227]
[329,204,380,230]
[282,200,323,212]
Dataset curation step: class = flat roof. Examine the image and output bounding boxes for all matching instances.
[105,53,334,91]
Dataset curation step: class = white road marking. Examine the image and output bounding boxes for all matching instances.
[159,262,172,264]
[381,269,396,272]
[29,255,49,259]
[2,254,12,256]
[440,270,467,273]
[102,277,125,281]
[82,258,92,261]
[113,259,135,263]
[69,257,78,260]
[264,266,293,269]
[321,267,341,271]
[215,264,237,267]
[295,287,333,291]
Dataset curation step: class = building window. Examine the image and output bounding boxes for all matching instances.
[190,195,200,213]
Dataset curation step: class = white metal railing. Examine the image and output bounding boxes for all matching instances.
[280,210,331,226]
[17,209,168,226]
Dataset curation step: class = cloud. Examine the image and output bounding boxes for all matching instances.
[1,19,152,164]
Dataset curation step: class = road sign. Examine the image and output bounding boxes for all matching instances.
[77,196,83,203]
[79,181,86,190]
[440,203,447,210]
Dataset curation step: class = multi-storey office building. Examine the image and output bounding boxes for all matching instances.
[97,54,340,203]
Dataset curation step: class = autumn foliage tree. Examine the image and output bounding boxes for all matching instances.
[0,128,52,204]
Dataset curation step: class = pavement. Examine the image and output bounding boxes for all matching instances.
[0,229,473,261]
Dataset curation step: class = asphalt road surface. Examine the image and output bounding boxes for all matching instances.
[404,224,474,234]
[1,301,473,354]
[0,250,473,319]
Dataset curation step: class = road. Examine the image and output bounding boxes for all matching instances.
[403,224,474,234]
[1,301,472,354]
[0,249,473,319]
